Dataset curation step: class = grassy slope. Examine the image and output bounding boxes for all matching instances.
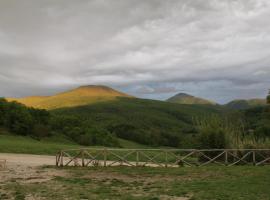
[7,85,131,110]
[53,97,223,125]
[3,166,270,200]
[0,133,82,155]
[0,129,148,155]
[52,97,224,145]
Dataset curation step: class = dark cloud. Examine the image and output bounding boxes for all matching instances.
[0,0,269,103]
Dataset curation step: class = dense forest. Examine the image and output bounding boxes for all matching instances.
[1,94,269,149]
[0,98,118,147]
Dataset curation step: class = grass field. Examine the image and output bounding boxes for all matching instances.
[0,132,148,155]
[1,166,269,200]
[0,134,82,155]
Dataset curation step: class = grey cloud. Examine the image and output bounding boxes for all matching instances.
[0,0,269,103]
[135,86,178,94]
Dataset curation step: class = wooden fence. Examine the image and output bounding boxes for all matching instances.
[0,159,6,169]
[56,148,270,167]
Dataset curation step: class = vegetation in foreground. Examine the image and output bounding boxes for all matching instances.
[1,166,270,200]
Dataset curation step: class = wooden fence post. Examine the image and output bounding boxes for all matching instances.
[253,151,256,166]
[104,148,107,167]
[225,150,228,166]
[136,150,139,167]
[165,150,168,168]
[81,150,85,167]
[60,151,63,167]
[56,154,58,166]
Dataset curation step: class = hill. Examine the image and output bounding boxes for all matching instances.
[225,99,266,110]
[7,85,131,110]
[167,93,216,105]
[52,97,223,147]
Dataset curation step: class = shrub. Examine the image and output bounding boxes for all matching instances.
[197,128,227,149]
[32,124,51,138]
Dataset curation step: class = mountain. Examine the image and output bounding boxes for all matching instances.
[7,85,131,110]
[225,99,267,110]
[167,93,217,105]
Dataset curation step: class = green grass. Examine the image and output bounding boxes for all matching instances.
[0,133,82,155]
[2,166,270,200]
[118,138,149,149]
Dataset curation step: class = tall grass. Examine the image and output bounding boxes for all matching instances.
[194,115,270,149]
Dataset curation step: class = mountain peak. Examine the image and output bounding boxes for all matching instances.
[167,92,216,105]
[7,85,131,110]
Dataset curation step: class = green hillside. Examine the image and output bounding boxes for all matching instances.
[225,99,266,110]
[167,93,216,105]
[7,85,131,110]
[52,97,223,147]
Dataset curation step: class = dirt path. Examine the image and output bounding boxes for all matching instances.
[0,153,55,167]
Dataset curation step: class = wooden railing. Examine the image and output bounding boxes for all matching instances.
[0,159,6,169]
[56,148,270,167]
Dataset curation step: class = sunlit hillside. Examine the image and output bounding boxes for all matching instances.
[7,85,132,110]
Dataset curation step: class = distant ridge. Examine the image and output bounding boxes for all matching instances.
[167,93,216,105]
[225,98,266,110]
[7,85,131,110]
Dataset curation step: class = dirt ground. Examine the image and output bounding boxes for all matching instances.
[0,153,190,200]
[0,153,66,185]
[0,153,55,167]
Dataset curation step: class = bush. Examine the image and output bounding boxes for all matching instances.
[254,125,270,142]
[197,128,227,149]
[32,124,51,138]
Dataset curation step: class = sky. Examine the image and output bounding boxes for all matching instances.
[0,0,269,104]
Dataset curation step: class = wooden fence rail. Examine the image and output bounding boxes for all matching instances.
[56,149,270,167]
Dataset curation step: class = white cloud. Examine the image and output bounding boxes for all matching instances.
[0,0,269,103]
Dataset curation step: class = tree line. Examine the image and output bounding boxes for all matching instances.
[0,98,118,146]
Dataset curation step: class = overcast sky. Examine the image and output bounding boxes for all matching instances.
[0,0,269,104]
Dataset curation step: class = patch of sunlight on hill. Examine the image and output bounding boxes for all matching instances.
[6,85,132,110]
